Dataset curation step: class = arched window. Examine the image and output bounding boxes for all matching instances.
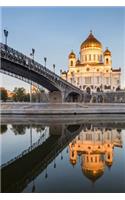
[98,55,100,61]
[108,154,110,159]
[93,54,96,61]
[89,55,91,61]
[100,55,102,62]
[85,55,87,61]
[106,58,109,64]
[71,60,73,66]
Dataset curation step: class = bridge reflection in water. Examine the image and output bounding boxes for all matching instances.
[1,117,125,193]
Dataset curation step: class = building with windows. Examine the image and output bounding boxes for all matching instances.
[61,31,121,93]
[69,125,122,182]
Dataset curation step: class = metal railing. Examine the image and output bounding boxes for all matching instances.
[0,127,49,169]
[0,43,83,94]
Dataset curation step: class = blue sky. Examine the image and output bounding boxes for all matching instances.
[1,7,125,91]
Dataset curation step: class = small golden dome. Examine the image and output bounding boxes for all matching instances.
[105,160,113,167]
[76,58,80,65]
[70,159,77,166]
[69,51,76,59]
[104,48,111,56]
[81,31,102,49]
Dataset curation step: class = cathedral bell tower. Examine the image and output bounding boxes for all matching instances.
[68,51,76,68]
[104,48,112,66]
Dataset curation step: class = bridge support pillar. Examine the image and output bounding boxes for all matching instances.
[49,91,63,103]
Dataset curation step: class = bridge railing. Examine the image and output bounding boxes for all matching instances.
[0,43,83,93]
[0,127,49,169]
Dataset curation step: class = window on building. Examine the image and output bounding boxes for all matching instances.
[72,151,74,157]
[89,55,91,61]
[70,60,73,66]
[117,79,120,84]
[106,58,109,65]
[86,134,92,140]
[93,54,96,61]
[85,77,91,84]
[82,56,84,62]
[85,55,87,61]
[100,55,102,62]
[71,71,74,76]
[98,55,100,61]
[108,154,110,159]
[86,67,90,71]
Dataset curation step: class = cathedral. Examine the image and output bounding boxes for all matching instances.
[69,126,122,182]
[61,31,121,93]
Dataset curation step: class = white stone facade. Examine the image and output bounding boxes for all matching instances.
[61,31,121,93]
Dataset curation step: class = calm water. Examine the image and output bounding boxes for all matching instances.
[1,115,125,193]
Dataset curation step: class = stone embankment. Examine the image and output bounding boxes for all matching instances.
[1,102,125,115]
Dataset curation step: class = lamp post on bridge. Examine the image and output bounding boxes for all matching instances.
[53,64,55,73]
[3,29,8,49]
[30,48,35,61]
[30,48,35,103]
[44,57,47,67]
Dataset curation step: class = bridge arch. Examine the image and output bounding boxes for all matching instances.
[65,91,82,102]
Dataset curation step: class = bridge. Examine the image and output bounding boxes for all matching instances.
[1,123,83,192]
[0,43,84,102]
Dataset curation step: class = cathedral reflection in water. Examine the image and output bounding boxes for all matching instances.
[1,120,125,192]
[69,125,122,182]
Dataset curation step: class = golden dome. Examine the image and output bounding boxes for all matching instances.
[76,58,80,65]
[69,51,76,59]
[104,48,111,56]
[81,31,102,49]
[83,169,104,182]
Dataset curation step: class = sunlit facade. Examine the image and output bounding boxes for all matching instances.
[61,31,121,93]
[69,126,122,182]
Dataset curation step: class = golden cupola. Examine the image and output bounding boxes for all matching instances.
[68,51,76,59]
[80,31,103,64]
[104,48,111,56]
[80,31,102,49]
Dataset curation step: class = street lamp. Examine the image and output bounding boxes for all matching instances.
[30,48,35,103]
[45,165,48,179]
[3,29,8,50]
[4,29,8,45]
[61,152,63,160]
[30,48,35,61]
[44,57,47,67]
[53,64,55,73]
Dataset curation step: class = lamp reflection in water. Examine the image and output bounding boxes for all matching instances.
[69,125,122,182]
